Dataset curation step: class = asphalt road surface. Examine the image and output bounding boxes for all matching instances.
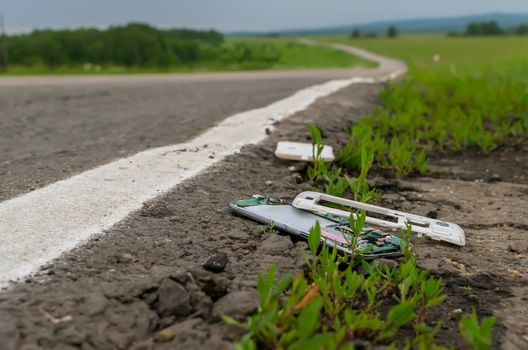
[0,74,327,201]
[0,43,402,202]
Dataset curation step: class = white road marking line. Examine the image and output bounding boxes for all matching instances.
[0,70,405,289]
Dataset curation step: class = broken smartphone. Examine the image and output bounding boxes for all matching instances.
[229,195,402,259]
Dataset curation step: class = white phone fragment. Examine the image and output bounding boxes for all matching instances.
[275,142,335,162]
[292,191,466,246]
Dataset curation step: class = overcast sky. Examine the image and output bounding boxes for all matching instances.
[3,0,528,33]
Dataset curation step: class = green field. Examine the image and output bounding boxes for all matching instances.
[3,39,372,75]
[320,35,528,77]
[226,38,375,70]
[312,36,528,177]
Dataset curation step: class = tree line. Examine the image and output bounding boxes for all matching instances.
[449,21,528,36]
[0,23,282,69]
[349,26,398,39]
[347,21,528,39]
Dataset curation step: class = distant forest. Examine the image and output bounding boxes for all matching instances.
[0,23,281,69]
[449,20,528,36]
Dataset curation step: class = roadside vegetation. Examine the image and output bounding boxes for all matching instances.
[231,35,527,349]
[0,23,370,74]
[228,217,495,349]
[320,35,528,178]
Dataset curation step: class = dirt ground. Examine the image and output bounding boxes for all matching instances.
[0,82,526,350]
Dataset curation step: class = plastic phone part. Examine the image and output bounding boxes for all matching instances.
[291,191,466,246]
[229,198,403,259]
[274,141,335,162]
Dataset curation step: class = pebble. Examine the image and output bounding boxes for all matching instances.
[82,293,108,316]
[488,173,501,183]
[437,258,468,276]
[417,258,441,271]
[212,290,260,320]
[260,235,293,255]
[203,253,228,273]
[507,268,523,278]
[291,172,303,184]
[466,293,479,302]
[227,229,249,241]
[426,210,439,219]
[372,258,399,270]
[188,269,230,300]
[154,318,202,342]
[56,325,86,345]
[508,243,528,253]
[449,308,463,320]
[287,162,308,172]
[156,278,191,318]
[265,180,273,186]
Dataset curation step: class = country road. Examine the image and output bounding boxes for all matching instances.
[0,33,526,350]
[0,42,404,201]
[0,41,405,289]
[0,43,407,349]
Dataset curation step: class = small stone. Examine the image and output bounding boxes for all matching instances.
[83,293,108,316]
[291,172,303,184]
[400,201,413,211]
[372,258,398,270]
[488,174,501,183]
[260,235,293,255]
[56,325,86,345]
[154,319,202,342]
[227,229,249,241]
[466,294,479,302]
[265,128,271,135]
[265,180,272,186]
[159,316,176,328]
[120,253,134,262]
[142,291,158,305]
[508,242,528,253]
[426,210,439,219]
[156,278,191,318]
[449,308,463,320]
[438,258,468,276]
[417,258,441,271]
[189,289,213,316]
[287,162,308,172]
[506,268,523,277]
[154,327,175,342]
[212,290,260,320]
[189,269,230,300]
[203,253,228,273]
